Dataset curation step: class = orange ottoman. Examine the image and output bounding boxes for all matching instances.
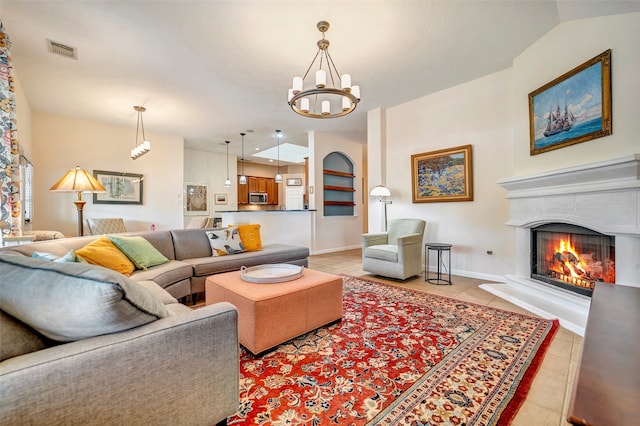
[205,268,343,354]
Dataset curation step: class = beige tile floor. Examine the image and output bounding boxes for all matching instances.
[308,249,583,426]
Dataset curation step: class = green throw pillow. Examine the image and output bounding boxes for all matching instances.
[108,235,169,270]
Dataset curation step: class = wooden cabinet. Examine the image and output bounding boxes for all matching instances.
[266,179,278,205]
[237,176,248,204]
[238,176,277,205]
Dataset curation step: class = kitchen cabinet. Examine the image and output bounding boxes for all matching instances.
[238,176,277,205]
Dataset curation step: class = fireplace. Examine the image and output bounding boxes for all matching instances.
[531,224,615,297]
[480,154,640,336]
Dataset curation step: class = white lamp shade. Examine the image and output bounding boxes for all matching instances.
[239,175,247,185]
[224,179,232,188]
[341,74,351,90]
[275,173,283,183]
[315,70,326,88]
[321,100,330,115]
[292,76,303,93]
[300,98,310,112]
[351,85,361,100]
[342,96,351,111]
[370,185,391,197]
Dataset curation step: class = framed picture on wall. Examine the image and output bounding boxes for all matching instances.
[411,144,473,203]
[528,49,612,155]
[214,193,228,205]
[184,183,209,215]
[93,170,143,204]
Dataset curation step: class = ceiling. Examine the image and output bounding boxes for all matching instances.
[3,1,638,165]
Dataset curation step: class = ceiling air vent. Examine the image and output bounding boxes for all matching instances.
[46,39,78,60]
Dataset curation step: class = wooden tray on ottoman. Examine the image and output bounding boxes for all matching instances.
[205,267,343,354]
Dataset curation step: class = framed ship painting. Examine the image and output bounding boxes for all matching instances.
[411,144,473,203]
[529,49,611,155]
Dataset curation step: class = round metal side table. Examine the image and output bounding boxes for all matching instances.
[424,243,452,285]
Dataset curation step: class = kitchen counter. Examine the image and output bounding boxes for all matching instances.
[219,210,315,248]
[216,209,316,213]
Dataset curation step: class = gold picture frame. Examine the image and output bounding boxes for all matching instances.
[411,144,473,203]
[529,49,612,155]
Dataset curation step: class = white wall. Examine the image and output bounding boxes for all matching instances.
[512,12,640,174]
[309,131,364,254]
[184,149,237,226]
[32,113,184,235]
[374,12,640,281]
[383,69,515,281]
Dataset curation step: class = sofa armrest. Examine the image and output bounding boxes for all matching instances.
[397,233,423,258]
[362,232,388,248]
[0,303,239,425]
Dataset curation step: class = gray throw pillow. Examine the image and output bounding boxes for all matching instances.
[0,254,169,342]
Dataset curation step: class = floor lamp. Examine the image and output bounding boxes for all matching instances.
[370,185,392,231]
[49,166,107,236]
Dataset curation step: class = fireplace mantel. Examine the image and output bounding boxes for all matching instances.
[481,154,640,336]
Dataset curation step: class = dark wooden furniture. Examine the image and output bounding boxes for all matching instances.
[567,282,640,425]
[424,243,452,285]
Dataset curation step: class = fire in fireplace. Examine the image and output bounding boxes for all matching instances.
[531,224,615,297]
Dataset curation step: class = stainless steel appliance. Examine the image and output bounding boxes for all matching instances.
[249,193,268,204]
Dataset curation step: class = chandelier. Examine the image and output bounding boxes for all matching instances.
[131,106,151,160]
[288,21,360,119]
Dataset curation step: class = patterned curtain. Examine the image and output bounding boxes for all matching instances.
[0,21,21,236]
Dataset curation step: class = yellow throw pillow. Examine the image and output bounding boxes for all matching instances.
[238,224,263,252]
[75,236,136,277]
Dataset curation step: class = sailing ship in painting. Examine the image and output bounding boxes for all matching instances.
[543,102,576,137]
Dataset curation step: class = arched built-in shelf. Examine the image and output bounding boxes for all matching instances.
[323,153,355,216]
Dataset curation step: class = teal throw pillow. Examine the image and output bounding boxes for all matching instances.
[108,235,169,270]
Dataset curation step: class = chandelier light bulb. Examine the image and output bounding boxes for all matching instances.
[315,70,326,88]
[341,74,351,91]
[322,101,330,115]
[300,98,310,113]
[351,85,361,100]
[292,77,303,94]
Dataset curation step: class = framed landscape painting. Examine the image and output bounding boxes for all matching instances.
[529,49,611,155]
[411,144,473,203]
[184,183,209,215]
[93,170,143,204]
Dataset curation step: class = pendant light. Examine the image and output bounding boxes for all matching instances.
[131,106,151,160]
[239,132,247,185]
[224,140,231,188]
[275,129,283,183]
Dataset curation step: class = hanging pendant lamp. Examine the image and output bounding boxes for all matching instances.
[239,132,247,185]
[224,140,232,188]
[275,129,283,183]
[131,106,151,160]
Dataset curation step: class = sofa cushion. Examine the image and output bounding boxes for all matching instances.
[206,227,245,256]
[0,311,50,361]
[75,236,136,276]
[365,245,399,262]
[129,260,193,289]
[108,235,170,270]
[237,224,263,252]
[0,255,169,342]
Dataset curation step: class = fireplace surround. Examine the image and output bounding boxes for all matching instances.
[481,154,640,335]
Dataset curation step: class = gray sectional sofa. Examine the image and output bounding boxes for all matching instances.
[0,228,310,425]
[0,227,310,302]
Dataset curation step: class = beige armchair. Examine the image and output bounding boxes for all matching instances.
[362,218,426,280]
[86,218,127,235]
[186,216,214,229]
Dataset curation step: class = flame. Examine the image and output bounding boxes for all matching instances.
[554,238,588,278]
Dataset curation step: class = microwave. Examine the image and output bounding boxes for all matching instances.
[249,193,268,204]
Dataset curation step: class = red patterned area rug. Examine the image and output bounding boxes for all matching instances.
[229,275,558,425]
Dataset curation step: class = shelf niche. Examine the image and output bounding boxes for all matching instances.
[323,152,355,217]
